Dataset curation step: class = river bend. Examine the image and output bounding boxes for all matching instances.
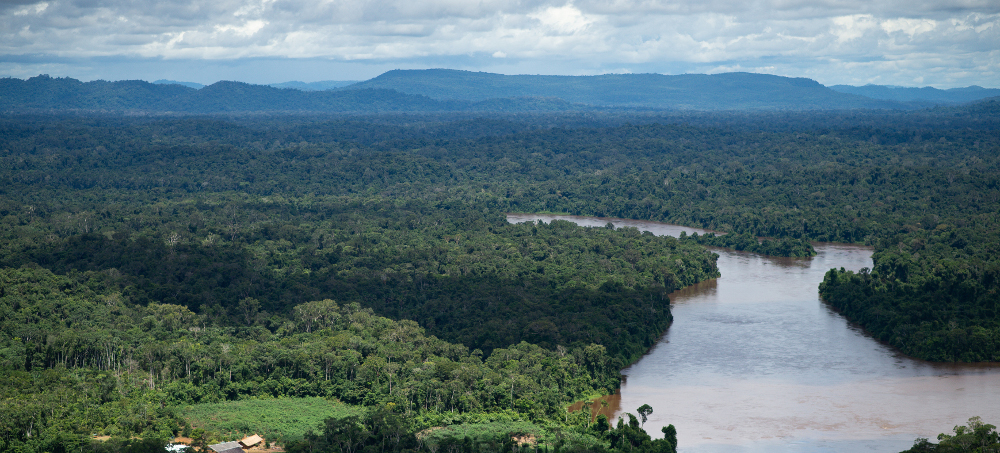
[507,214,1000,453]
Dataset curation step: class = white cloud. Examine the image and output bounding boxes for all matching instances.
[13,1,47,15]
[831,14,877,42]
[881,18,937,36]
[528,3,593,35]
[214,19,266,37]
[0,0,997,87]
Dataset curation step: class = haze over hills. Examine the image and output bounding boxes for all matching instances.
[152,79,205,89]
[269,80,361,91]
[152,80,360,91]
[0,76,476,113]
[829,84,1000,104]
[3,70,997,114]
[343,69,910,110]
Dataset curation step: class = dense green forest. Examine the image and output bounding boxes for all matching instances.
[1,100,999,451]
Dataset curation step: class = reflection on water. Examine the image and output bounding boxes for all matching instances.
[666,278,719,303]
[507,214,1000,453]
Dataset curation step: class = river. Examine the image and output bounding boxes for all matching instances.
[507,214,1000,453]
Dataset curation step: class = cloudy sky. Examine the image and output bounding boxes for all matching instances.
[1,0,997,87]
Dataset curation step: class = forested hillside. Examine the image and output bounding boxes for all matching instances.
[1,101,999,451]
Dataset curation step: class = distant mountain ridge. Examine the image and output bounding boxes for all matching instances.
[153,79,205,89]
[269,80,360,91]
[4,71,994,113]
[155,79,369,91]
[829,84,1000,104]
[343,69,911,110]
[0,75,584,113]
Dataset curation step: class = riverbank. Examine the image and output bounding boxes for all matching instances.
[509,214,1000,453]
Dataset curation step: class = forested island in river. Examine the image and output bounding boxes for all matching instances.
[1,72,999,452]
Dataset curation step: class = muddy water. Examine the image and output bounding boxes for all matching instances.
[507,214,1000,453]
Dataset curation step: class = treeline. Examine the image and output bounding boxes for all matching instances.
[681,232,816,257]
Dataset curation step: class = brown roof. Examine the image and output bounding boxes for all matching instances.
[239,435,263,448]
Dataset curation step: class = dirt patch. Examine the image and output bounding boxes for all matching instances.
[416,426,445,441]
[567,392,621,422]
[510,434,537,446]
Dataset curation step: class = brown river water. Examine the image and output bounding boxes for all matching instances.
[507,214,1000,453]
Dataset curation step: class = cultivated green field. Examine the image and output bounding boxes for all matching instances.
[179,397,361,442]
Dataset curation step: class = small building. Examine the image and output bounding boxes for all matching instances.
[239,435,264,449]
[208,441,244,453]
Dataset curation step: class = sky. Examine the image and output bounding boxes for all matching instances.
[1,0,997,88]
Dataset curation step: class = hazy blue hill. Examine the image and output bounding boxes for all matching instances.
[829,84,1000,103]
[0,76,457,112]
[0,76,585,113]
[344,69,910,110]
[269,80,360,91]
[171,80,310,112]
[2,71,925,112]
[153,79,205,89]
[179,82,574,112]
[0,75,196,111]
